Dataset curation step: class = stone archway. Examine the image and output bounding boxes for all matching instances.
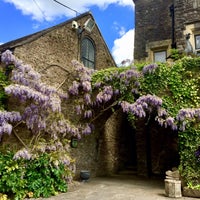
[119,116,180,177]
[97,110,180,177]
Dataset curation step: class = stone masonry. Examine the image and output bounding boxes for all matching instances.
[0,12,116,178]
[133,0,200,62]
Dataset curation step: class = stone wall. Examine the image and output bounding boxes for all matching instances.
[10,14,115,75]
[134,0,173,61]
[133,0,200,61]
[96,110,124,176]
[97,110,179,177]
[174,0,200,52]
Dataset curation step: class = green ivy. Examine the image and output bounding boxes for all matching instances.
[91,56,200,187]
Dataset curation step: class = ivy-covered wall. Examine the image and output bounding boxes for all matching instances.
[0,49,200,199]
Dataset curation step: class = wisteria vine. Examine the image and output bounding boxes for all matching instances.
[1,49,200,187]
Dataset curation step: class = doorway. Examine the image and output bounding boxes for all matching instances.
[118,116,180,177]
[118,117,137,172]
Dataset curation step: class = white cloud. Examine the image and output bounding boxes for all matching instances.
[113,22,126,37]
[3,0,134,22]
[112,29,134,66]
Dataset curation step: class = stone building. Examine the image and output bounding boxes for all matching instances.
[0,12,117,178]
[0,12,116,71]
[0,10,180,179]
[133,0,200,62]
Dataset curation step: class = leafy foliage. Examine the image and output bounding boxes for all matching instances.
[0,151,68,200]
[0,50,200,196]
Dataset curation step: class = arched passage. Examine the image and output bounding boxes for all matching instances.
[97,111,180,177]
[118,114,180,177]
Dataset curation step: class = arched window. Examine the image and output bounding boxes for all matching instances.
[81,37,95,69]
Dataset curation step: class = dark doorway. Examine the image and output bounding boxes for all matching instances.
[118,116,180,178]
[118,117,137,172]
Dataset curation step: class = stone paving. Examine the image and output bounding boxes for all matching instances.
[32,174,197,200]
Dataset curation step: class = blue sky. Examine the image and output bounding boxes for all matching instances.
[0,0,135,65]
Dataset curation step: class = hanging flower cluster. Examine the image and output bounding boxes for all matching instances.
[1,50,96,143]
[1,50,64,136]
[121,94,162,118]
[0,111,21,138]
[96,86,113,103]
[177,108,200,131]
[1,50,200,144]
[68,60,93,96]
[142,63,158,74]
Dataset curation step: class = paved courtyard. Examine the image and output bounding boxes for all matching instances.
[33,174,197,200]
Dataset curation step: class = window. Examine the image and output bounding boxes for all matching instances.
[81,37,95,69]
[195,35,200,56]
[195,35,200,49]
[154,51,166,63]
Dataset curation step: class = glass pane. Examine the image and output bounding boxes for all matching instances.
[88,61,94,69]
[89,47,94,61]
[81,38,95,69]
[154,51,166,63]
[195,35,200,49]
[81,40,87,57]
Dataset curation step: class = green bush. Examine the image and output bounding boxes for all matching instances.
[0,151,68,200]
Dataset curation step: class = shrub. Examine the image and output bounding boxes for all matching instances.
[0,151,68,200]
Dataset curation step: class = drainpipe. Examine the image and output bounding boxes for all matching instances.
[170,4,176,49]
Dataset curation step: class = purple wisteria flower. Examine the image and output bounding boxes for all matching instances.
[49,95,61,112]
[114,89,120,95]
[1,50,15,65]
[75,105,82,115]
[125,69,141,79]
[165,117,178,130]
[13,148,32,160]
[142,63,158,74]
[176,108,200,131]
[157,108,168,117]
[84,93,92,105]
[0,111,21,123]
[121,95,163,118]
[121,101,146,118]
[136,94,162,108]
[68,81,79,95]
[61,156,71,166]
[0,122,12,136]
[131,88,138,94]
[177,108,196,121]
[119,72,125,79]
[84,110,92,118]
[96,86,113,103]
[46,145,57,152]
[82,124,92,135]
[0,111,21,137]
[82,81,92,92]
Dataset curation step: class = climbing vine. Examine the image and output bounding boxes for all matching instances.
[0,50,200,199]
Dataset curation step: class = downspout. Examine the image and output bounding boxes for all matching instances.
[170,4,176,49]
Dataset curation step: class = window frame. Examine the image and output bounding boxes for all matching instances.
[80,37,96,70]
[195,34,200,50]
